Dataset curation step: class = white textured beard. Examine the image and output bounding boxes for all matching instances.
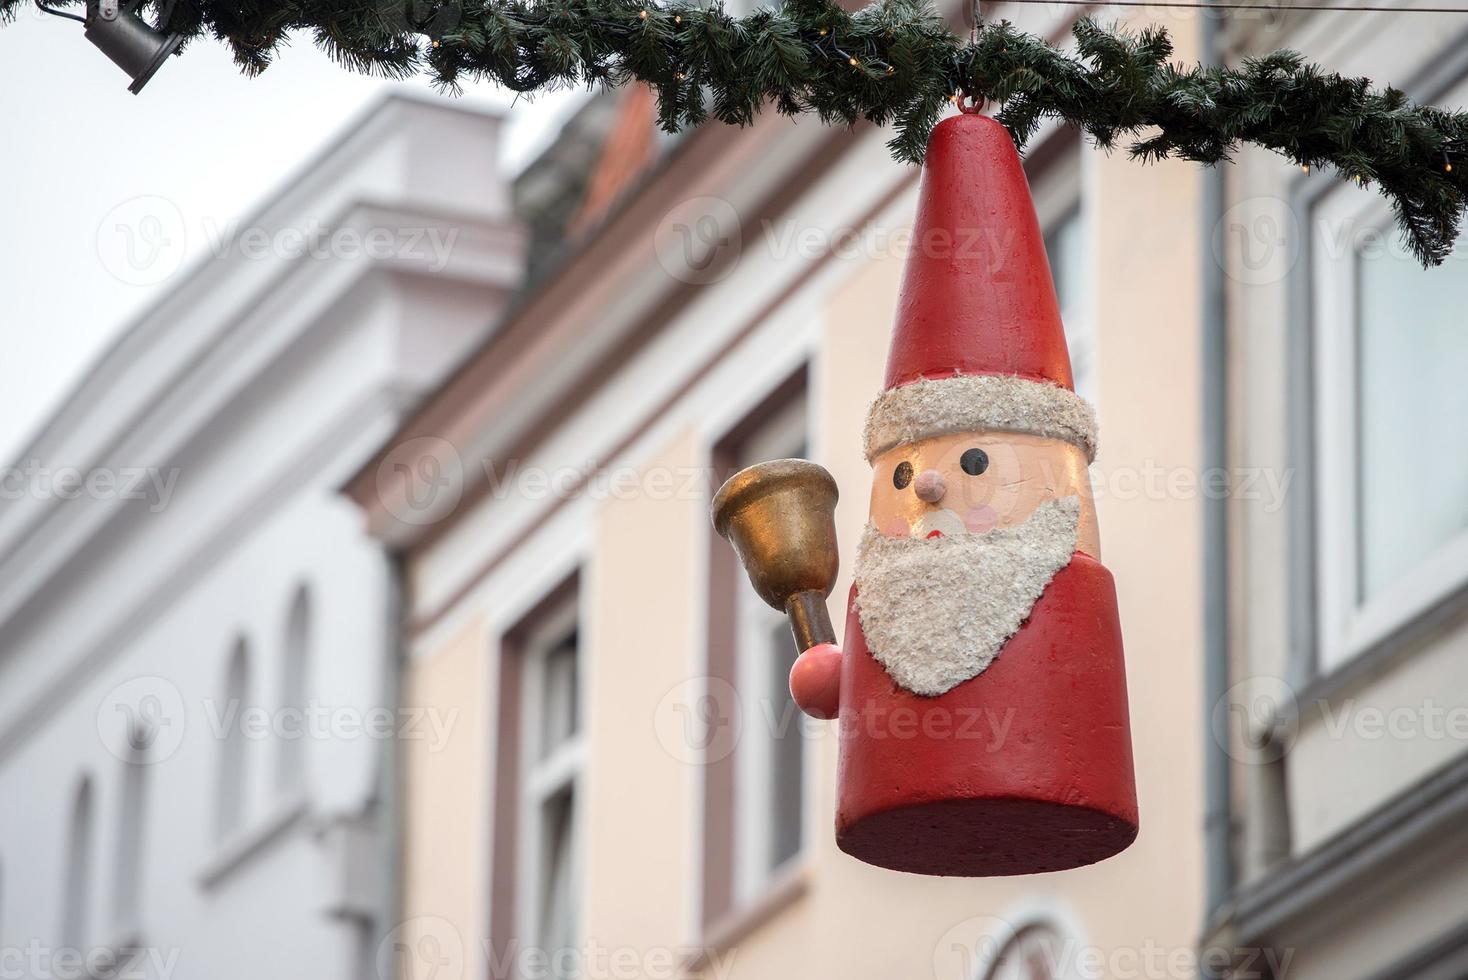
[853,496,1081,696]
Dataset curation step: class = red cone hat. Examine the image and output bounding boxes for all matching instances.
[863,112,1096,465]
[888,111,1073,389]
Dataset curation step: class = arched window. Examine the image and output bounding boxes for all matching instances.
[278,586,310,794]
[981,922,1070,980]
[216,640,251,840]
[62,776,94,952]
[112,725,148,930]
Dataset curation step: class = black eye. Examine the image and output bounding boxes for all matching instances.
[893,461,913,489]
[960,448,989,476]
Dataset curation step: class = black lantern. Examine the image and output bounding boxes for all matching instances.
[36,0,181,93]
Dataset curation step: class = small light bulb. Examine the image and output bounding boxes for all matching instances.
[675,71,686,81]
[638,8,648,18]
[1300,164,1309,174]
[819,26,828,35]
[674,14,680,22]
[849,56,858,66]
[1447,162,1454,173]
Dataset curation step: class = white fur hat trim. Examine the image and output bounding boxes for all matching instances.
[863,374,1098,463]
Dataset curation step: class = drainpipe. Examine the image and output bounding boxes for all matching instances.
[378,551,408,980]
[1199,1,1235,934]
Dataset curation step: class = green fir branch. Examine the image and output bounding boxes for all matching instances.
[13,0,1468,264]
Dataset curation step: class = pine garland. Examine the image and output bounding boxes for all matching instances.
[12,0,1468,264]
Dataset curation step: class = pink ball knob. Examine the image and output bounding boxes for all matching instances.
[790,642,843,720]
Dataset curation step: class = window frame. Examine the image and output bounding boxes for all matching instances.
[727,395,809,907]
[1029,137,1094,406]
[62,775,95,953]
[215,639,251,842]
[112,729,148,935]
[492,581,586,967]
[1311,186,1468,671]
[277,585,311,796]
[702,367,812,933]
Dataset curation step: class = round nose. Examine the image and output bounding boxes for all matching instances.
[913,469,946,503]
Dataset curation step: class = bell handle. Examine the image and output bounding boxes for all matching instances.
[786,589,836,652]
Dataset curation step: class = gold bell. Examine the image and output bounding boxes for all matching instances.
[711,458,840,652]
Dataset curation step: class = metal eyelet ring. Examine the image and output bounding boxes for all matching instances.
[953,91,985,114]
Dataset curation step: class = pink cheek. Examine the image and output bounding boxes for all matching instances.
[881,518,910,538]
[964,505,998,534]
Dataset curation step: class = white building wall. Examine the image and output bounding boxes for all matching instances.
[0,94,522,980]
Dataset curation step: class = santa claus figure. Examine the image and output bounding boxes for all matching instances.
[789,111,1138,876]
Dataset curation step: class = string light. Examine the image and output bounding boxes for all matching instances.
[638,8,647,18]
[1300,163,1310,173]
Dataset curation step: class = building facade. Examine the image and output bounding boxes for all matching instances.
[1208,9,1468,980]
[0,96,522,980]
[346,10,1214,979]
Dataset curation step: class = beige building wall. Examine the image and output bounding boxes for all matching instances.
[383,18,1213,978]
[1211,10,1468,979]
[580,429,702,955]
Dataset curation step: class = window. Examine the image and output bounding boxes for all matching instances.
[493,585,583,975]
[216,640,251,840]
[1312,191,1468,669]
[112,730,148,932]
[980,923,1070,980]
[1032,145,1094,403]
[62,777,95,953]
[278,587,310,794]
[704,372,809,928]
[1045,205,1093,400]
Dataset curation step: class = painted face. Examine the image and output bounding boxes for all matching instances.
[868,429,1101,559]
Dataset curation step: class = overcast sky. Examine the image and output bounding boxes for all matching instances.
[0,11,584,465]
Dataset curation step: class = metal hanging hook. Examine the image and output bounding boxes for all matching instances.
[953,91,985,114]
